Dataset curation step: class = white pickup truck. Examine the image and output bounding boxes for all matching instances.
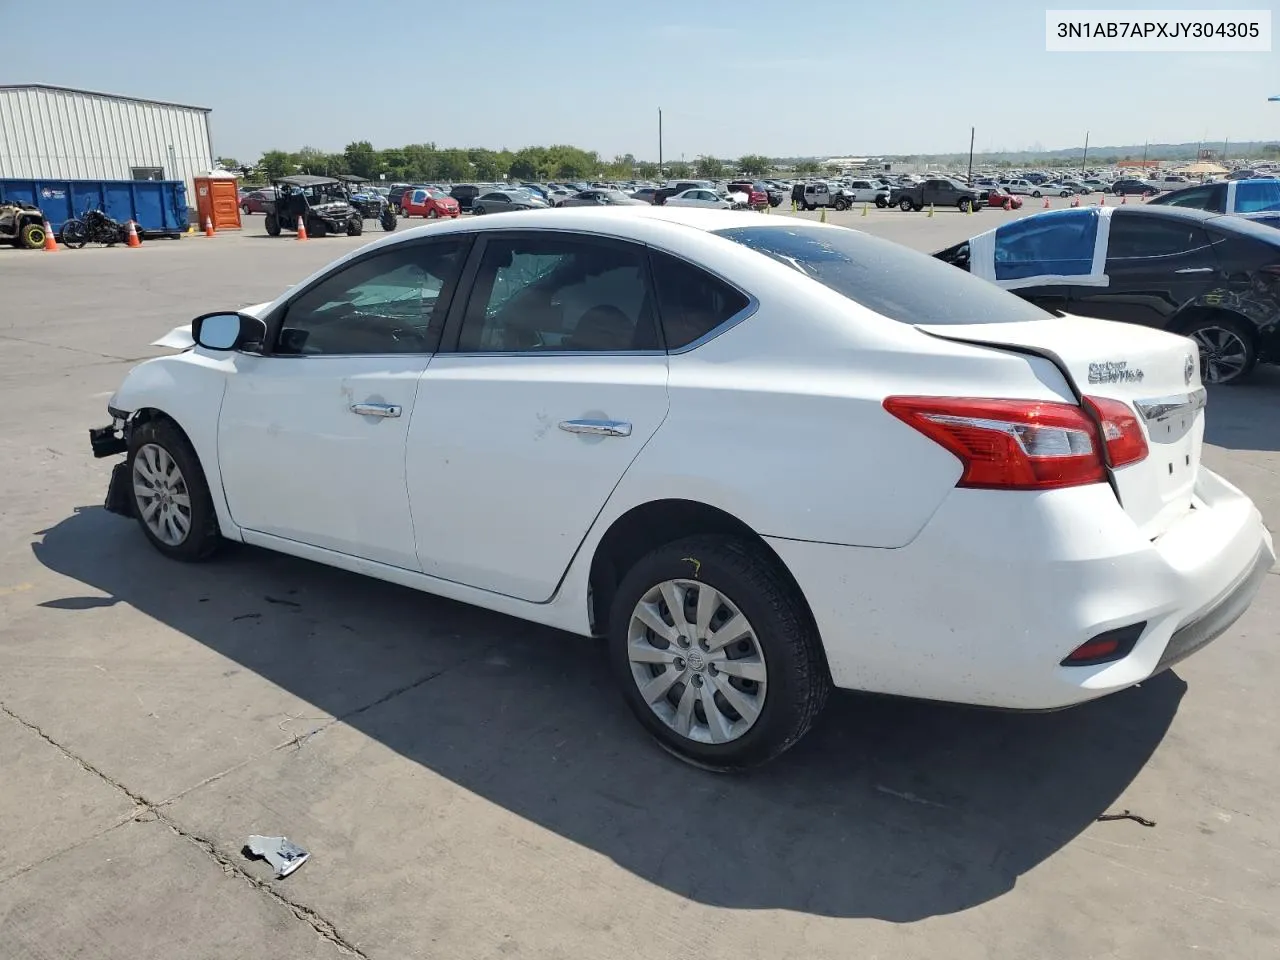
[842,179,891,207]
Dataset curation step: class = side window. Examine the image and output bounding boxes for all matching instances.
[1235,181,1280,213]
[457,236,658,353]
[277,241,467,355]
[650,250,750,350]
[1161,185,1213,209]
[1107,218,1211,260]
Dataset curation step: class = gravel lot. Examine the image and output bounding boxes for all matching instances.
[2,203,1277,959]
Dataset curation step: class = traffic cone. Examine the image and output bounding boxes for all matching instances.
[1121,194,1127,205]
[42,219,57,252]
[1071,195,1080,208]
[819,207,827,223]
[186,221,196,235]
[1043,196,1050,208]
[861,202,868,217]
[927,204,935,218]
[792,200,798,212]
[1003,197,1012,211]
[296,216,309,240]
[204,216,215,237]
[126,219,141,248]
[1099,194,1106,206]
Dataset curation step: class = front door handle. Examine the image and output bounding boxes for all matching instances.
[1174,267,1214,274]
[350,402,402,418]
[558,419,632,438]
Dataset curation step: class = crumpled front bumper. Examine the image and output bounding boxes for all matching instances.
[89,415,133,517]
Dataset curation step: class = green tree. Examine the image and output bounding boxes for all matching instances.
[214,156,240,171]
[343,140,380,178]
[793,159,820,175]
[469,147,505,180]
[436,148,473,181]
[508,146,548,180]
[636,161,660,179]
[695,155,723,178]
[294,146,330,175]
[401,143,439,181]
[738,154,771,176]
[666,160,690,178]
[257,150,294,179]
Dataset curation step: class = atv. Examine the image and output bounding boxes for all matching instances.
[337,175,397,231]
[263,175,364,238]
[0,201,50,249]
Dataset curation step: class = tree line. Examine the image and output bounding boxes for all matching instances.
[215,142,793,184]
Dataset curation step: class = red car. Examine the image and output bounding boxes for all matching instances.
[727,180,770,210]
[986,186,1023,209]
[239,189,276,214]
[400,187,460,219]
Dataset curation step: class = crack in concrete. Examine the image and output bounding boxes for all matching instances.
[0,332,140,364]
[0,700,368,958]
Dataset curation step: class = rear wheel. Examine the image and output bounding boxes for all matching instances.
[380,209,397,231]
[609,535,830,770]
[1031,190,1042,198]
[127,418,221,562]
[898,197,914,211]
[265,214,281,236]
[1187,317,1256,385]
[309,218,327,238]
[18,221,46,249]
[346,216,363,237]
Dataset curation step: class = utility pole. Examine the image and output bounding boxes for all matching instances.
[658,109,663,178]
[1081,131,1089,176]
[967,126,975,183]
[1142,141,1148,166]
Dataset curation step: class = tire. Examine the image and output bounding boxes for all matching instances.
[875,196,887,208]
[241,204,251,215]
[265,215,281,237]
[958,198,971,213]
[18,221,45,249]
[426,208,438,219]
[309,218,327,238]
[381,209,397,231]
[60,219,88,249]
[472,205,484,215]
[1031,191,1042,198]
[126,417,221,562]
[898,197,914,211]
[832,198,848,212]
[346,216,363,237]
[608,535,831,771]
[1186,316,1257,385]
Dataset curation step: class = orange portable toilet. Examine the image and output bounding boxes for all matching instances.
[194,175,243,231]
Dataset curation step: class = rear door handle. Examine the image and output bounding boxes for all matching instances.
[558,419,632,438]
[350,402,402,418]
[1174,267,1214,274]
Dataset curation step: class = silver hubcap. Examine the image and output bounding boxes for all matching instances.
[1191,327,1248,383]
[627,579,767,745]
[133,443,192,546]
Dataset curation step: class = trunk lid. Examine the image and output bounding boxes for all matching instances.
[919,315,1205,539]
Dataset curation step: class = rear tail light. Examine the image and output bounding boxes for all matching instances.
[1061,622,1146,666]
[883,395,1148,491]
[1083,396,1148,467]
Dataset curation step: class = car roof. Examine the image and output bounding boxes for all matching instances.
[336,174,369,183]
[274,175,339,187]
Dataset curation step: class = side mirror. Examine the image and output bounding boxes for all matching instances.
[191,312,267,352]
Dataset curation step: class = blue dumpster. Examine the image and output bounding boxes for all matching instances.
[0,178,189,237]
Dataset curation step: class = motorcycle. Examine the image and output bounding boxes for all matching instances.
[59,206,142,249]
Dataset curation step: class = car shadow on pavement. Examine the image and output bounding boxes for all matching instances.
[34,506,1184,922]
[1203,366,1280,452]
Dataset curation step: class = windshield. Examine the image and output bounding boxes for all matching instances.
[713,224,1049,326]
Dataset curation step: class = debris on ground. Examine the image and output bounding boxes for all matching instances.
[1096,809,1156,827]
[243,835,311,877]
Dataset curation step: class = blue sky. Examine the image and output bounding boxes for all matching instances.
[4,0,1278,160]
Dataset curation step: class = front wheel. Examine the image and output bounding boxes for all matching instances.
[1031,191,1042,198]
[380,209,397,231]
[19,221,46,249]
[1187,317,1257,385]
[875,196,887,208]
[127,418,221,561]
[346,216,363,237]
[609,535,830,771]
[309,218,327,238]
[832,198,848,211]
[898,197,914,211]
[426,208,438,219]
[60,219,88,249]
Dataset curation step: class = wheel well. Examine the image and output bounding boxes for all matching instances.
[128,407,196,448]
[587,499,814,638]
[1169,306,1258,346]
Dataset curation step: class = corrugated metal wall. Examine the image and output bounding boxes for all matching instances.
[0,86,213,208]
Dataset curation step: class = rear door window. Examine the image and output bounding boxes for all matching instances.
[714,224,1047,325]
[1234,180,1280,213]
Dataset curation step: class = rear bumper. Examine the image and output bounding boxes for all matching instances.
[768,466,1273,709]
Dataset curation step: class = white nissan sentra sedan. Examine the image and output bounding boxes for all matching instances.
[89,207,1273,769]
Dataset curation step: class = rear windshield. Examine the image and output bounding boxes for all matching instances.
[713,224,1049,326]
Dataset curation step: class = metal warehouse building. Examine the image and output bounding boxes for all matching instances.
[0,84,214,201]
